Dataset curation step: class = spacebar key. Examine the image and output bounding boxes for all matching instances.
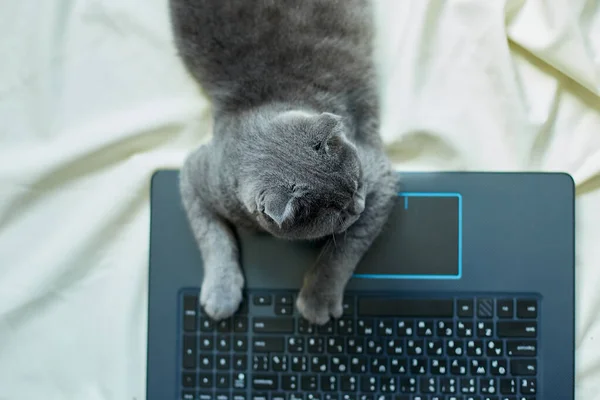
[253,317,294,333]
[358,298,454,317]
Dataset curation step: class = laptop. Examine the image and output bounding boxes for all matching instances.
[146,169,575,400]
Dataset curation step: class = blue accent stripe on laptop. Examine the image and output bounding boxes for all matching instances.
[353,192,463,280]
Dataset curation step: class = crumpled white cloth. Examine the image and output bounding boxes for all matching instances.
[0,0,598,399]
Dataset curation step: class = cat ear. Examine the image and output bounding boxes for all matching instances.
[315,112,343,132]
[263,191,295,227]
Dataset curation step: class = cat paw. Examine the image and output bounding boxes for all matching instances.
[200,267,244,321]
[296,286,343,325]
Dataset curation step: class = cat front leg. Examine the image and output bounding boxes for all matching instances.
[296,164,399,325]
[180,150,244,321]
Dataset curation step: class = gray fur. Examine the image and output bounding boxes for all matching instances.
[170,0,399,324]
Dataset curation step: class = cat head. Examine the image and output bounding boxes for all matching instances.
[240,110,366,240]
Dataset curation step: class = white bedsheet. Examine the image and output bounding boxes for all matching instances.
[0,0,598,398]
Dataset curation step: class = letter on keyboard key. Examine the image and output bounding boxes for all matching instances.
[497,321,537,338]
[358,298,453,317]
[253,317,294,333]
[253,337,284,353]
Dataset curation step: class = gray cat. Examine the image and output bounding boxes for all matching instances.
[170,0,399,324]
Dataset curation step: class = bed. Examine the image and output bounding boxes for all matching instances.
[0,0,598,398]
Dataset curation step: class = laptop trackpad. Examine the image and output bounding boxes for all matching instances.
[238,194,461,288]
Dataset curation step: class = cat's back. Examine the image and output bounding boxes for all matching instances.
[169,0,374,110]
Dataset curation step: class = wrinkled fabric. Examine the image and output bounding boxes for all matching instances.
[0,0,598,398]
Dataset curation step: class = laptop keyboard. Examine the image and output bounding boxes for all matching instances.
[180,291,539,400]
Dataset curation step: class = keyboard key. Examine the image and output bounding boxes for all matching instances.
[252,393,268,400]
[387,339,405,355]
[396,320,413,336]
[200,317,215,332]
[291,356,308,372]
[287,337,304,353]
[377,320,395,336]
[200,355,214,370]
[253,337,284,353]
[490,359,508,375]
[233,355,247,370]
[275,294,293,305]
[181,391,195,400]
[253,294,272,306]
[199,335,214,351]
[253,356,269,372]
[497,299,514,318]
[342,297,355,316]
[318,321,334,335]
[233,373,247,389]
[520,378,537,394]
[331,356,349,373]
[216,355,230,370]
[233,317,248,332]
[517,299,538,319]
[252,374,278,390]
[183,295,198,331]
[337,319,354,335]
[311,356,329,372]
[416,321,435,337]
[437,320,454,337]
[357,319,375,335]
[457,299,474,317]
[217,335,231,351]
[477,321,494,338]
[182,372,196,387]
[216,373,230,389]
[198,393,213,400]
[307,337,325,353]
[510,359,537,376]
[499,378,517,394]
[181,390,196,400]
[486,340,504,357]
[233,336,248,352]
[217,319,232,333]
[350,356,368,373]
[459,377,477,394]
[440,377,457,394]
[477,298,494,318]
[497,321,537,338]
[301,375,318,391]
[321,375,338,391]
[360,376,377,392]
[506,340,537,356]
[457,321,474,337]
[199,374,213,388]
[281,375,299,391]
[182,335,196,369]
[253,317,294,333]
[341,376,358,391]
[358,298,453,317]
[275,305,293,316]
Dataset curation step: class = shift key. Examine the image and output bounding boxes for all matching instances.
[497,321,537,338]
[253,317,294,333]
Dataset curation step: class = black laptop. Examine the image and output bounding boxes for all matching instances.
[146,170,575,400]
